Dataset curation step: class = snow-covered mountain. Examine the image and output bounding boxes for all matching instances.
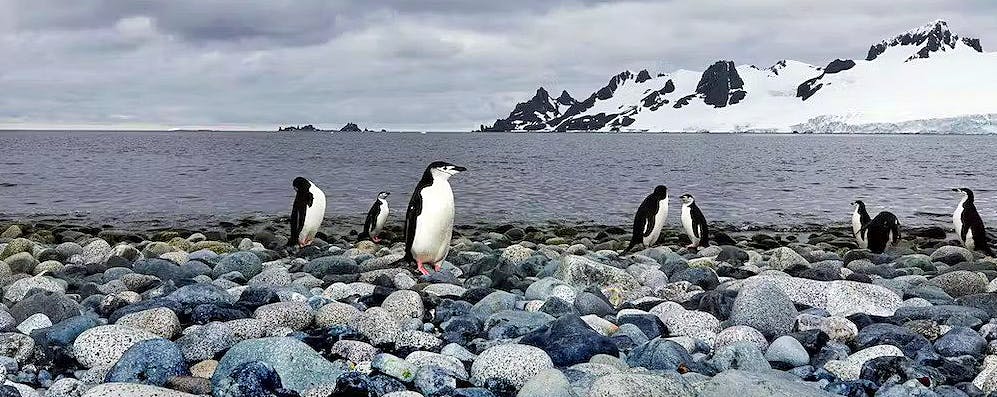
[482,20,997,133]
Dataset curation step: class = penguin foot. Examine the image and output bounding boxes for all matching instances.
[372,236,382,243]
[416,261,430,275]
[434,262,442,272]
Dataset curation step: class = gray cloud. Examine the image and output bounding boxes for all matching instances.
[0,0,995,130]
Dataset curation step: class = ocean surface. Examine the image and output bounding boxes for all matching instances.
[0,130,994,229]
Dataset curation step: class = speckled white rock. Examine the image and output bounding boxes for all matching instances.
[742,275,902,317]
[82,383,198,397]
[348,307,400,345]
[405,351,469,379]
[116,308,181,339]
[314,302,362,327]
[714,325,768,351]
[4,275,65,302]
[422,283,467,297]
[73,325,161,369]
[254,301,314,330]
[46,377,90,397]
[823,345,904,381]
[330,340,378,364]
[470,344,553,389]
[381,290,425,321]
[650,301,720,344]
[973,355,997,392]
[16,313,52,335]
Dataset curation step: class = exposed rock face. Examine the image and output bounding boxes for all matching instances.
[866,20,982,61]
[696,61,744,108]
[483,88,577,132]
[636,69,652,83]
[797,59,856,101]
[340,123,362,132]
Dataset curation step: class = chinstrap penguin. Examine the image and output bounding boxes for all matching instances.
[621,185,669,255]
[359,191,390,242]
[401,161,466,275]
[680,194,709,249]
[858,211,901,254]
[288,177,326,248]
[953,188,994,256]
[851,200,872,249]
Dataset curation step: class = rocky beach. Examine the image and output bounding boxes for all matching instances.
[0,217,994,397]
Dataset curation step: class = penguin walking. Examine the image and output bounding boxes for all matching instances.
[401,161,466,275]
[953,188,994,256]
[621,185,669,255]
[359,191,390,242]
[288,177,326,248]
[858,211,901,254]
[679,194,709,248]
[851,200,872,249]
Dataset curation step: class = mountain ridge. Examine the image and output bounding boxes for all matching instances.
[481,20,996,133]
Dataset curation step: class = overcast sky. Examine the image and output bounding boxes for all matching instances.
[0,0,994,130]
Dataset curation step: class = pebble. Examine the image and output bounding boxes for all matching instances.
[470,344,553,389]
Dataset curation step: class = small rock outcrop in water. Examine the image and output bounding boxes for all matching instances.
[0,219,995,396]
[277,124,327,132]
[340,123,362,132]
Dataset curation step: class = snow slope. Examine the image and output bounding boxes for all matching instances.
[482,20,997,133]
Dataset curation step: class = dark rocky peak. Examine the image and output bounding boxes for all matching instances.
[340,123,362,132]
[556,90,576,106]
[530,87,552,102]
[595,70,634,100]
[866,20,983,61]
[767,60,788,75]
[823,59,856,74]
[636,69,652,83]
[696,61,745,108]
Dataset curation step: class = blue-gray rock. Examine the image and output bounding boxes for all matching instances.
[212,252,263,278]
[729,280,798,338]
[133,258,184,281]
[305,256,359,275]
[670,267,719,290]
[30,314,100,347]
[176,322,237,362]
[520,315,619,367]
[697,369,837,397]
[213,361,296,397]
[484,310,554,339]
[934,327,986,358]
[765,336,810,367]
[106,339,190,386]
[709,341,771,372]
[212,337,343,393]
[470,291,517,321]
[893,305,990,323]
[415,365,457,396]
[616,312,666,339]
[167,283,236,308]
[573,292,614,316]
[626,338,703,373]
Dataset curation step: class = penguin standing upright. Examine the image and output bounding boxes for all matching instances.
[288,177,326,248]
[621,185,669,255]
[859,211,901,254]
[359,191,390,242]
[679,194,709,249]
[402,161,466,275]
[953,188,994,256]
[852,200,872,249]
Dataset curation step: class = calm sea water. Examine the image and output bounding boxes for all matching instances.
[0,130,994,228]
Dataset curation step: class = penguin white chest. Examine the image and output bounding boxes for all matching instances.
[412,181,455,263]
[643,198,669,246]
[681,204,697,244]
[299,186,326,244]
[953,199,965,243]
[852,211,867,248]
[373,199,389,234]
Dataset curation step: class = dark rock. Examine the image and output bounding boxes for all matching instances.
[10,291,82,324]
[617,313,666,339]
[696,60,744,108]
[573,292,614,316]
[520,315,619,367]
[893,305,989,324]
[670,267,719,290]
[934,327,986,358]
[626,338,706,374]
[214,361,298,397]
[30,314,101,347]
[694,290,737,321]
[106,339,190,386]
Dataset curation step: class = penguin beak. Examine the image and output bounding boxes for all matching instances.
[951,188,960,192]
[453,166,467,172]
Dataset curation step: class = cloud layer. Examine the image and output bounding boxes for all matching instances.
[1,0,994,130]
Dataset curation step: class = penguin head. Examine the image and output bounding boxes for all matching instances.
[428,161,467,179]
[652,185,668,197]
[377,191,390,199]
[292,177,311,191]
[954,188,974,200]
[679,194,695,205]
[852,200,865,209]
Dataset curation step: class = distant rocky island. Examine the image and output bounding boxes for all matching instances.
[277,123,387,133]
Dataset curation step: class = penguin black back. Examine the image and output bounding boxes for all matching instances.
[288,177,314,247]
[864,211,900,254]
[622,185,668,255]
[690,201,710,247]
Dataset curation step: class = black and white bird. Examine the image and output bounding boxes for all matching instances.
[851,200,872,249]
[359,191,390,243]
[621,185,669,255]
[953,188,994,256]
[679,194,709,249]
[288,177,326,248]
[401,161,466,275]
[859,211,901,254]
